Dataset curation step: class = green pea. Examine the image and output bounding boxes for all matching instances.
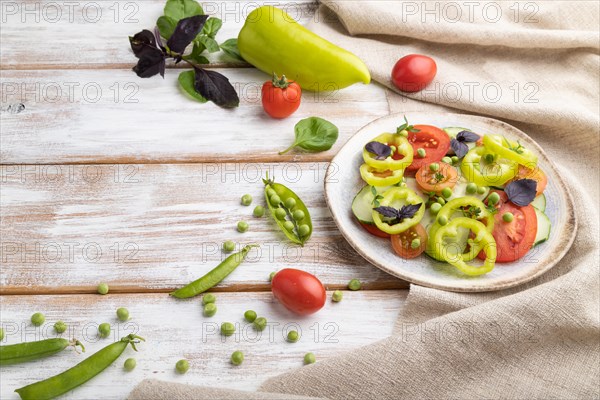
[253,317,267,331]
[0,328,4,341]
[253,205,265,218]
[332,290,343,302]
[348,279,361,291]
[502,212,514,222]
[283,221,295,231]
[237,221,249,233]
[203,303,217,317]
[417,148,426,158]
[223,240,235,252]
[231,350,244,366]
[389,145,397,154]
[410,239,421,249]
[451,156,459,164]
[488,192,501,206]
[202,293,216,305]
[97,283,109,295]
[266,188,276,197]
[269,272,276,282]
[54,321,67,334]
[438,215,448,226]
[441,187,453,199]
[304,352,316,365]
[269,195,281,206]
[284,197,296,209]
[477,186,487,195]
[244,310,257,323]
[398,129,408,137]
[175,359,189,374]
[298,224,311,237]
[430,203,442,215]
[116,308,129,322]
[31,313,45,326]
[429,163,439,172]
[436,197,446,205]
[275,208,287,220]
[124,358,136,371]
[287,330,299,343]
[98,323,111,338]
[221,322,235,336]
[442,156,452,164]
[292,210,305,221]
[484,153,495,164]
[466,182,477,194]
[241,194,253,206]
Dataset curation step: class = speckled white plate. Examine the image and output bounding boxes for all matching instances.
[325,112,577,292]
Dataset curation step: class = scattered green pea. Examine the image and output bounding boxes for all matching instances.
[484,153,495,164]
[124,358,136,371]
[0,328,4,341]
[389,145,397,154]
[275,208,287,220]
[292,210,305,221]
[284,198,296,209]
[253,205,265,217]
[429,163,439,172]
[241,194,253,206]
[231,350,244,366]
[466,182,478,194]
[237,221,249,233]
[223,240,235,252]
[283,221,295,231]
[244,310,257,323]
[451,156,459,164]
[202,293,216,305]
[438,215,448,226]
[54,321,67,334]
[398,129,408,137]
[442,156,452,164]
[441,187,453,199]
[348,279,361,291]
[488,192,501,206]
[116,308,129,322]
[97,283,109,295]
[98,323,111,338]
[430,203,442,215]
[298,224,310,237]
[31,313,45,326]
[287,330,299,343]
[203,303,217,317]
[436,197,446,205]
[175,359,189,374]
[332,290,343,302]
[221,322,235,336]
[417,148,426,158]
[253,317,267,331]
[410,239,421,249]
[502,212,514,222]
[304,352,316,365]
[269,272,276,282]
[477,186,487,195]
[269,195,281,206]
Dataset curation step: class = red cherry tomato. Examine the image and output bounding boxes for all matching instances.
[360,222,391,238]
[390,224,428,259]
[391,54,437,93]
[261,74,301,119]
[406,125,451,172]
[271,269,326,315]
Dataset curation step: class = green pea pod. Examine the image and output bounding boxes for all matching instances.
[238,6,370,91]
[263,174,312,246]
[1,338,85,366]
[170,245,258,299]
[15,334,144,400]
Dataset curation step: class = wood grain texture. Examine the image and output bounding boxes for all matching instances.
[0,290,406,399]
[0,163,408,294]
[0,68,388,164]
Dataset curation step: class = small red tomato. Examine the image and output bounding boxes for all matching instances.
[261,73,301,119]
[391,54,437,93]
[271,268,326,315]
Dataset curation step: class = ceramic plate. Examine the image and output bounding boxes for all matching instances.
[325,112,577,292]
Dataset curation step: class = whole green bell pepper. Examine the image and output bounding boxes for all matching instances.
[238,6,371,91]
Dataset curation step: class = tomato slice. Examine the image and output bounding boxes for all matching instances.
[360,222,391,238]
[406,125,451,172]
[478,191,537,262]
[391,224,428,259]
[509,165,547,196]
[415,162,459,194]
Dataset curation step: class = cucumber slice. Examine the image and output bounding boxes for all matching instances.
[531,193,546,212]
[352,185,390,224]
[443,127,479,155]
[533,207,551,246]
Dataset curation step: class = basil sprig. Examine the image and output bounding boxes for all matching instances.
[279,117,339,155]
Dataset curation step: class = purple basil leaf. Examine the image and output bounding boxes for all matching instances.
[129,30,158,58]
[456,130,480,143]
[505,179,537,206]
[167,15,208,54]
[194,67,239,108]
[373,206,399,219]
[133,49,166,78]
[397,203,422,221]
[451,138,469,158]
[365,141,391,160]
[154,26,164,51]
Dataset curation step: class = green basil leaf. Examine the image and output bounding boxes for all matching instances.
[185,42,209,64]
[280,117,339,154]
[178,70,208,103]
[156,16,177,40]
[220,38,244,61]
[195,34,220,53]
[164,0,203,21]
[202,18,223,39]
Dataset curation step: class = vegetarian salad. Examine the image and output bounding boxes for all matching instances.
[352,118,551,276]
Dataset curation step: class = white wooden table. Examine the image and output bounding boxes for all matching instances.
[0,1,409,398]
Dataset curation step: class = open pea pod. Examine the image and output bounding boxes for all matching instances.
[263,174,312,246]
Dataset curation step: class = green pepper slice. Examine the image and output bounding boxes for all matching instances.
[359,164,404,187]
[483,134,538,166]
[362,133,413,171]
[372,187,424,234]
[460,146,517,187]
[433,217,497,276]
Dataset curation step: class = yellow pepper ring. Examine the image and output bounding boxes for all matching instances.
[362,133,413,171]
[460,146,517,187]
[483,134,538,166]
[371,187,424,234]
[359,164,404,187]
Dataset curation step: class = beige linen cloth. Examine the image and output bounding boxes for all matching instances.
[130,1,599,399]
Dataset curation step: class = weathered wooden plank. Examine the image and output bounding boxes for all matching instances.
[0,69,388,164]
[0,163,408,294]
[0,0,317,69]
[0,290,406,399]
